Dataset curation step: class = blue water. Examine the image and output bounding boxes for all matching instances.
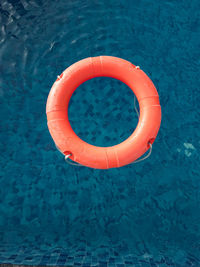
[0,0,200,266]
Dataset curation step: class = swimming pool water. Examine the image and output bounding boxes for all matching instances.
[0,0,200,266]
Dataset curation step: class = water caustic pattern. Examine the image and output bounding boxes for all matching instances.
[0,0,200,266]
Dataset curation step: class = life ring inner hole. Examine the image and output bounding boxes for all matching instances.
[68,77,140,147]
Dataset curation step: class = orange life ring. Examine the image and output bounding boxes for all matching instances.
[46,56,161,169]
